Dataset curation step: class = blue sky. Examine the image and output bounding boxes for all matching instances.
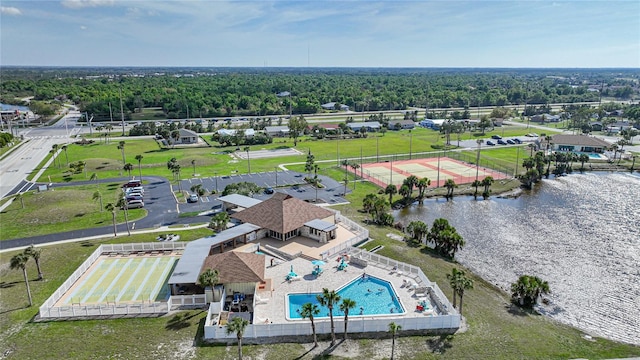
[1,1,639,67]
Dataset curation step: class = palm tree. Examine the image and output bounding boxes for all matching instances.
[480,176,494,199]
[300,302,320,348]
[135,154,144,179]
[123,163,134,178]
[191,159,197,176]
[225,316,249,360]
[446,268,462,309]
[117,141,126,165]
[388,322,401,360]
[511,275,550,308]
[10,253,33,306]
[403,175,419,195]
[24,245,44,280]
[244,147,251,174]
[456,271,474,315]
[398,184,412,202]
[444,178,457,199]
[209,211,230,232]
[92,190,103,211]
[416,177,431,202]
[198,269,219,303]
[349,162,360,189]
[116,197,131,236]
[339,298,356,340]
[384,184,397,205]
[61,144,69,165]
[190,184,205,197]
[471,179,482,199]
[89,172,98,182]
[105,203,117,236]
[317,288,341,346]
[51,144,60,168]
[406,220,428,243]
[578,153,590,172]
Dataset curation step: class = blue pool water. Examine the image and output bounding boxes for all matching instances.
[287,276,404,319]
[588,153,605,159]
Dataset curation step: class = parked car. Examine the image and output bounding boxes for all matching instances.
[125,186,144,194]
[506,139,515,144]
[264,187,274,194]
[491,135,502,140]
[187,194,199,203]
[126,199,144,209]
[525,133,539,137]
[126,194,143,201]
[486,140,496,146]
[497,139,507,145]
[126,192,143,199]
[513,138,522,144]
[123,180,142,188]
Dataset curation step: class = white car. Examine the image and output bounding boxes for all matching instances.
[125,199,144,209]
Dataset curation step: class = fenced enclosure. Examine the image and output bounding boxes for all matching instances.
[39,242,187,319]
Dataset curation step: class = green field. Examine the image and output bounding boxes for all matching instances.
[64,256,178,305]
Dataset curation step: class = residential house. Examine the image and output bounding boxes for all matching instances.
[388,120,416,130]
[347,121,381,132]
[177,128,199,144]
[321,102,350,111]
[264,126,290,137]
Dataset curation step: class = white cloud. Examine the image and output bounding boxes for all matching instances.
[61,0,114,9]
[80,25,87,30]
[1,6,22,16]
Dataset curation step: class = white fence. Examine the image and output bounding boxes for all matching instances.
[39,242,187,319]
[170,294,207,308]
[321,214,369,259]
[204,240,460,341]
[205,313,459,341]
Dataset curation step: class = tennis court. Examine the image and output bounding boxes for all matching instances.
[57,255,179,306]
[359,157,509,188]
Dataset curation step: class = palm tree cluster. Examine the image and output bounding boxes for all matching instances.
[167,157,181,181]
[209,212,230,232]
[362,193,394,225]
[300,290,357,348]
[510,275,550,308]
[426,218,465,259]
[10,245,45,307]
[518,152,546,189]
[446,268,473,315]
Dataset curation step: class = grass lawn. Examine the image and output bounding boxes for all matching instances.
[1,216,638,359]
[36,125,558,184]
[0,139,24,159]
[0,182,145,241]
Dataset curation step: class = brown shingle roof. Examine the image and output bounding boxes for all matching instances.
[230,192,334,234]
[551,134,611,148]
[200,251,265,284]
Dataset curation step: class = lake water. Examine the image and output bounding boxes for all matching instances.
[395,172,640,345]
[0,102,30,111]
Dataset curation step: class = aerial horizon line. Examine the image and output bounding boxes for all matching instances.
[2,65,639,70]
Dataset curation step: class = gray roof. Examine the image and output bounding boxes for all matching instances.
[304,219,337,232]
[217,194,262,209]
[168,223,261,285]
[347,121,381,129]
[264,126,290,133]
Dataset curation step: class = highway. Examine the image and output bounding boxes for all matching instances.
[0,109,81,198]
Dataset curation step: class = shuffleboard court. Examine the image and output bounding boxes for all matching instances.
[359,157,509,188]
[235,148,303,159]
[58,255,179,306]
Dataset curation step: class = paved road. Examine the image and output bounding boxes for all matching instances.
[0,109,83,198]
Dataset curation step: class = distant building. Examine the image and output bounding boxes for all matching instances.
[264,126,289,137]
[321,102,349,111]
[276,91,290,97]
[177,128,199,144]
[419,119,446,130]
[388,120,416,130]
[531,114,561,123]
[217,128,256,137]
[347,121,381,132]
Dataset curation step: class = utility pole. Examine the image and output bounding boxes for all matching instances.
[119,85,125,136]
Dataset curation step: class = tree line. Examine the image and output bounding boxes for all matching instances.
[4,68,637,121]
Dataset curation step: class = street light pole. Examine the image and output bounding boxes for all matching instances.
[476,139,483,182]
[275,167,278,187]
[214,171,218,193]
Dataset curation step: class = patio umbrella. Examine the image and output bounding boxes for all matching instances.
[288,265,297,277]
[311,260,326,266]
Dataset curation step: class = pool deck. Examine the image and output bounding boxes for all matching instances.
[253,255,436,324]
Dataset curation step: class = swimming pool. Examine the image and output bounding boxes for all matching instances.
[287,276,404,319]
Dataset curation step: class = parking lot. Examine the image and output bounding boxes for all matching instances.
[177,170,350,213]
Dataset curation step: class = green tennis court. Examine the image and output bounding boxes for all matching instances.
[63,256,179,305]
